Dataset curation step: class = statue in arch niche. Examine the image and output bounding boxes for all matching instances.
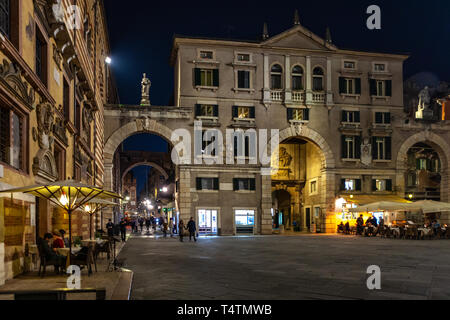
[141,73,151,106]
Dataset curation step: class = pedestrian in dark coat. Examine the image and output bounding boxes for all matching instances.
[187,217,197,242]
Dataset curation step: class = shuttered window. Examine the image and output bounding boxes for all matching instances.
[0,0,9,38]
[194,68,219,87]
[287,108,309,122]
[0,104,25,171]
[196,178,219,191]
[237,71,250,89]
[233,178,256,191]
[0,104,10,164]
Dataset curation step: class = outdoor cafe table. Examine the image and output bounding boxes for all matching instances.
[418,227,432,238]
[390,227,401,237]
[57,247,82,268]
[81,239,106,247]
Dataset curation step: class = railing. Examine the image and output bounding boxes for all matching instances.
[312,92,326,104]
[270,91,284,102]
[292,91,306,103]
[0,288,107,301]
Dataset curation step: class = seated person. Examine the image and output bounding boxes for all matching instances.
[344,222,350,234]
[39,233,67,272]
[52,231,65,249]
[356,215,364,235]
[60,229,70,248]
[338,222,345,233]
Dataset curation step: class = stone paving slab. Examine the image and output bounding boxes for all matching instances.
[120,234,450,300]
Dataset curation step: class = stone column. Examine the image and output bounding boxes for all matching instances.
[306,56,313,105]
[178,166,192,234]
[263,54,271,104]
[322,170,337,233]
[261,174,273,235]
[326,58,333,106]
[284,55,292,104]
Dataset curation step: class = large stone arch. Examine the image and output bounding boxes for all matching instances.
[268,125,337,233]
[396,131,450,202]
[103,119,177,192]
[121,162,169,184]
[278,125,336,169]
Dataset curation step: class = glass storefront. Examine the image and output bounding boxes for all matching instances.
[235,209,255,234]
[198,209,218,235]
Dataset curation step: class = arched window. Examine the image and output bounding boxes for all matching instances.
[313,67,324,91]
[271,64,283,90]
[292,66,304,91]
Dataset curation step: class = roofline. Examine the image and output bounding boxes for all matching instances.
[170,35,409,65]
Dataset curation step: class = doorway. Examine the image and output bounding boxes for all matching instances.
[197,209,218,235]
[305,207,311,230]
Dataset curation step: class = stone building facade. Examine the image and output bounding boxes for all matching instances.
[0,0,115,285]
[167,20,450,235]
[104,17,450,238]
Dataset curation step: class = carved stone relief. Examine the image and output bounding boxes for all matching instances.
[0,60,35,109]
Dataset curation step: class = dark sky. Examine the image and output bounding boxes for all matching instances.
[105,0,450,106]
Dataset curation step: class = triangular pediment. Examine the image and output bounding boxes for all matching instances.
[262,25,337,51]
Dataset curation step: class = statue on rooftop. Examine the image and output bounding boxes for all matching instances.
[141,73,151,106]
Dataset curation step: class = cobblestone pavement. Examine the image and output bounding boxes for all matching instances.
[119,233,450,300]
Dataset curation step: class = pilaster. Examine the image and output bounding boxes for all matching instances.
[284,55,292,104]
[305,56,313,105]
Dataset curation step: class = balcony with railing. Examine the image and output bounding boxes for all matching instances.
[292,91,306,104]
[312,92,326,104]
[270,91,284,102]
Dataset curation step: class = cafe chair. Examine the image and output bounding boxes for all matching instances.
[37,243,61,278]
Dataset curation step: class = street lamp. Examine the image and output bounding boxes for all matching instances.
[105,56,112,64]
[161,187,168,193]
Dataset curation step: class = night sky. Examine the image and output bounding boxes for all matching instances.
[104,0,450,195]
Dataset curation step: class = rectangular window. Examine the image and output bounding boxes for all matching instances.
[196,178,219,191]
[372,137,392,160]
[200,51,213,59]
[234,135,251,158]
[375,112,391,124]
[374,64,386,72]
[36,28,47,86]
[0,104,25,171]
[54,144,66,180]
[63,79,70,121]
[237,54,250,62]
[201,130,217,157]
[237,70,250,89]
[339,77,361,95]
[233,178,256,191]
[0,0,10,38]
[194,68,219,87]
[373,179,393,192]
[288,108,310,122]
[195,104,218,118]
[342,179,360,191]
[232,106,255,120]
[310,180,317,194]
[292,75,303,91]
[370,79,392,97]
[342,110,360,123]
[344,61,356,69]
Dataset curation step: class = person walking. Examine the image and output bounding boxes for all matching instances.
[179,219,185,242]
[169,218,174,238]
[119,218,127,242]
[145,218,151,232]
[139,217,144,233]
[162,220,168,238]
[106,219,115,238]
[187,217,197,242]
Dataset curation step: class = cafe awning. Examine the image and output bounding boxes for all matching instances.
[342,195,411,206]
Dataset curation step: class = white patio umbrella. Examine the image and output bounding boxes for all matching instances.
[406,200,450,214]
[349,201,412,213]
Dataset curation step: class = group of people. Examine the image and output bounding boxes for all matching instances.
[338,215,384,237]
[106,215,200,243]
[37,229,90,274]
[178,218,198,242]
